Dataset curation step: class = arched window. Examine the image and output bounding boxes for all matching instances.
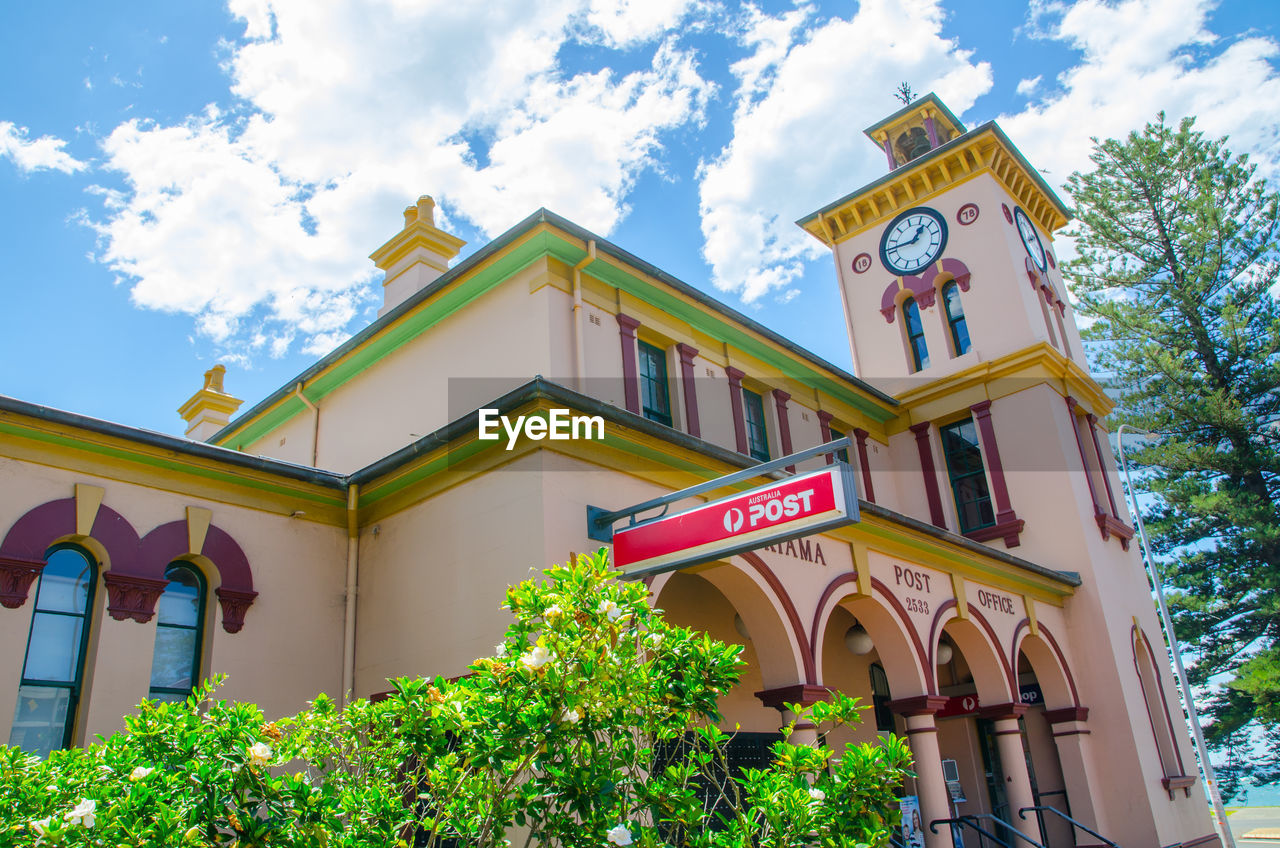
[903,298,929,372]
[942,281,971,356]
[148,563,207,703]
[9,546,97,757]
[1133,628,1183,779]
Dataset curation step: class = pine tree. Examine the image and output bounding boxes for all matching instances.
[1064,116,1280,785]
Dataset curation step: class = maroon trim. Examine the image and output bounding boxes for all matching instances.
[216,587,259,634]
[1179,834,1222,848]
[755,684,831,710]
[1043,707,1090,725]
[1052,729,1091,738]
[872,576,933,689]
[816,411,834,465]
[1086,414,1120,517]
[970,400,1021,546]
[0,497,140,573]
[1133,625,1187,777]
[925,599,957,673]
[853,428,876,503]
[927,600,1018,699]
[772,389,794,472]
[616,313,641,415]
[910,422,947,528]
[200,525,254,592]
[809,572,861,658]
[103,573,170,623]
[1096,513,1135,549]
[739,551,816,683]
[1161,774,1197,799]
[924,116,939,149]
[888,694,949,716]
[0,555,45,609]
[882,137,897,171]
[904,725,938,735]
[676,343,700,438]
[978,702,1028,721]
[1065,398,1106,521]
[726,367,749,455]
[965,519,1026,547]
[1037,625,1082,707]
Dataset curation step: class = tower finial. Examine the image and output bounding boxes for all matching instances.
[894,82,917,105]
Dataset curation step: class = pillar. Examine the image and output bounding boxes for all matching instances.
[981,703,1039,844]
[726,367,749,455]
[756,684,829,748]
[890,695,952,848]
[616,314,641,415]
[1043,707,1102,846]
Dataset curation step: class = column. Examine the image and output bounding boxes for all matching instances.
[816,410,834,463]
[1043,707,1102,846]
[910,422,947,528]
[980,704,1039,845]
[969,401,1023,546]
[616,314,641,415]
[890,696,952,848]
[756,685,830,747]
[676,343,700,438]
[772,389,794,471]
[725,367,749,455]
[1064,397,1104,520]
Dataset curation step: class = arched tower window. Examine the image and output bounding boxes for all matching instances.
[148,563,207,703]
[942,281,971,356]
[9,546,97,757]
[903,298,929,372]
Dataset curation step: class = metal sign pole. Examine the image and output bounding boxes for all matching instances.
[1117,426,1236,848]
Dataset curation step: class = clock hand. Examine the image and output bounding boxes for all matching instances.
[901,224,925,247]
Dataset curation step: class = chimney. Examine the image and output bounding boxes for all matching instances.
[369,195,467,317]
[178,364,244,441]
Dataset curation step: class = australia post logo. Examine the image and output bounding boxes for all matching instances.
[722,489,816,534]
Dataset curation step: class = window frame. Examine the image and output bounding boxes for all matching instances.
[941,280,971,356]
[826,426,851,465]
[902,297,930,372]
[636,340,673,428]
[148,562,208,703]
[11,544,98,755]
[741,388,770,462]
[939,417,996,534]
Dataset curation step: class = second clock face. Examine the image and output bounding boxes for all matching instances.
[880,207,947,275]
[1015,207,1047,271]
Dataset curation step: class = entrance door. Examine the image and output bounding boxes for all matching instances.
[976,718,1013,842]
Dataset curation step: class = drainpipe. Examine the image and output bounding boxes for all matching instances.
[341,484,359,707]
[1117,426,1235,848]
[571,240,596,390]
[294,383,319,467]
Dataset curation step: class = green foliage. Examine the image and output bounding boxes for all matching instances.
[0,549,911,847]
[1064,115,1280,787]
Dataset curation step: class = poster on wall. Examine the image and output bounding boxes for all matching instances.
[900,795,926,848]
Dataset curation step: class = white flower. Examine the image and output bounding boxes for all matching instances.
[809,787,826,802]
[495,643,507,657]
[606,823,633,846]
[647,632,664,647]
[561,707,580,724]
[248,741,272,767]
[599,600,622,621]
[65,798,95,828]
[543,604,563,620]
[129,765,154,781]
[30,817,52,837]
[521,645,551,670]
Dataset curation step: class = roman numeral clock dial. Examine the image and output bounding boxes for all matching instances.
[879,207,948,275]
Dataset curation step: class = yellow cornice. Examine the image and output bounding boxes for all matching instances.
[802,127,1070,247]
[885,343,1114,434]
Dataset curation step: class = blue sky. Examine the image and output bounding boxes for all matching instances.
[2,0,1278,437]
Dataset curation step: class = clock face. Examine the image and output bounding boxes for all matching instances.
[880,207,947,275]
[1014,207,1047,271]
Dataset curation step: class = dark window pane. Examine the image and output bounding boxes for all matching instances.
[10,685,72,759]
[743,390,769,461]
[637,341,672,427]
[23,613,83,683]
[904,299,930,371]
[828,428,850,465]
[150,627,198,691]
[944,282,971,355]
[34,549,93,614]
[941,418,995,533]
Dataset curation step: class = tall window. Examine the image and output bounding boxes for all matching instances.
[742,389,769,462]
[827,427,851,465]
[903,298,929,371]
[10,546,97,757]
[149,563,207,703]
[637,341,672,427]
[940,418,995,533]
[942,281,971,356]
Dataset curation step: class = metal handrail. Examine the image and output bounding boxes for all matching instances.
[1019,806,1120,848]
[931,815,1049,848]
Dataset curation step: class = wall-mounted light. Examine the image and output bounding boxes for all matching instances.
[936,640,954,665]
[844,623,873,655]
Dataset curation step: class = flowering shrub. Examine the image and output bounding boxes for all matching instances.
[0,549,912,846]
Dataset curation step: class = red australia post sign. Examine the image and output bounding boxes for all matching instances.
[613,464,859,577]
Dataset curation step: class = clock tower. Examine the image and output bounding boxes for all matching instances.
[798,96,1218,848]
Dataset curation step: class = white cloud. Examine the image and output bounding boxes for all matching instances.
[697,0,993,301]
[1003,0,1280,188]
[0,123,88,174]
[87,0,711,357]
[1015,75,1041,96]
